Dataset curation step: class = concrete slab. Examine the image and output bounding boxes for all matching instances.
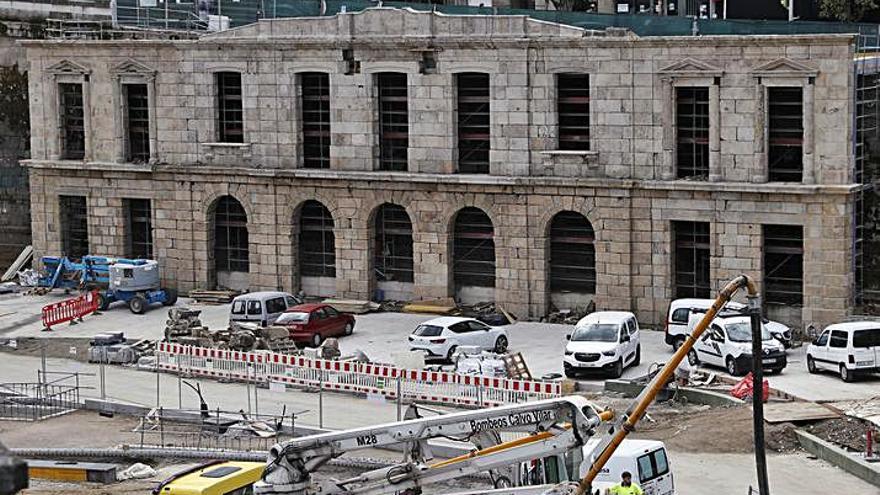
[763,401,840,424]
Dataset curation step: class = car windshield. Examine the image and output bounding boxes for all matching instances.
[231,301,245,315]
[571,324,619,342]
[726,322,772,342]
[413,325,443,337]
[276,312,309,324]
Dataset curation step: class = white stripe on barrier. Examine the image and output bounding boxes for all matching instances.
[154,344,560,407]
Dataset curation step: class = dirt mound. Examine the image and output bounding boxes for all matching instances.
[633,405,799,454]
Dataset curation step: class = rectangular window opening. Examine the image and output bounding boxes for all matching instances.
[768,87,804,182]
[557,73,590,151]
[124,84,150,163]
[217,72,243,143]
[377,73,409,172]
[763,224,804,305]
[300,72,330,169]
[124,198,153,259]
[675,87,709,179]
[300,204,335,277]
[456,73,490,174]
[673,221,711,298]
[60,83,85,160]
[60,195,89,259]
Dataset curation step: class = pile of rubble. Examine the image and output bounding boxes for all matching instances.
[164,307,211,346]
[544,301,596,325]
[163,307,301,353]
[457,302,517,326]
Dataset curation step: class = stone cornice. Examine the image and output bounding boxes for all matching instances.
[22,159,861,196]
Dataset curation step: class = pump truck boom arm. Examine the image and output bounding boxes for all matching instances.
[256,396,610,495]
[575,274,759,495]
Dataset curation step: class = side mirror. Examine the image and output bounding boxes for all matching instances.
[566,334,571,341]
[621,334,630,343]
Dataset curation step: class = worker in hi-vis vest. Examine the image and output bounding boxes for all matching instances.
[606,471,644,495]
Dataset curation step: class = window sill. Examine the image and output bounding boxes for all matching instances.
[202,142,252,149]
[539,150,598,157]
[539,150,599,170]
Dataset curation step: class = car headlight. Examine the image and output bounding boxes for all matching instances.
[564,351,573,356]
[602,351,616,357]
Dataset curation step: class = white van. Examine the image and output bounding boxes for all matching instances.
[686,312,787,376]
[806,322,880,382]
[665,298,792,349]
[563,312,641,379]
[512,439,673,495]
[229,291,301,327]
[580,439,674,495]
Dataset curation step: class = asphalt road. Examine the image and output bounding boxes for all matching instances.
[2,292,879,401]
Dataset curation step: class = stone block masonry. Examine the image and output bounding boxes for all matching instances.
[20,8,863,329]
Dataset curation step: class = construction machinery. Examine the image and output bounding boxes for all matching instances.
[252,274,766,495]
[36,256,177,314]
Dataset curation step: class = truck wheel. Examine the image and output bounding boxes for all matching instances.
[726,357,740,376]
[343,322,354,336]
[839,364,854,383]
[608,359,624,379]
[563,364,577,379]
[162,288,178,307]
[673,336,687,352]
[129,295,147,315]
[807,355,817,374]
[97,293,111,311]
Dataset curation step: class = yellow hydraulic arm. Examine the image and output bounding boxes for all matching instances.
[576,275,760,495]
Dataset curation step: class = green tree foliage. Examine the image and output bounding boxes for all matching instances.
[818,0,877,22]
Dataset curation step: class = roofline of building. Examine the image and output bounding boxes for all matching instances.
[21,159,862,196]
[18,31,857,49]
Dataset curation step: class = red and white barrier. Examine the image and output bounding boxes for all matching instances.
[41,291,100,331]
[155,342,561,407]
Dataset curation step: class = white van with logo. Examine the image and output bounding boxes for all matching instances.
[806,322,880,382]
[687,312,787,376]
[665,298,792,348]
[229,291,302,327]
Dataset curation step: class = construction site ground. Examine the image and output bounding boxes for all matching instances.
[3,403,876,494]
[2,291,879,493]
[2,292,879,403]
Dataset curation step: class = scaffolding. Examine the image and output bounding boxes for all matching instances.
[855,26,880,308]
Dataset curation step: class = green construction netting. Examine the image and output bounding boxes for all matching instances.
[115,0,872,36]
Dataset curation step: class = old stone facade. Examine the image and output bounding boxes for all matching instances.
[22,8,859,328]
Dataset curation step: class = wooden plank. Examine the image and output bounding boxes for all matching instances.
[1,245,33,282]
[402,303,456,315]
[763,401,840,424]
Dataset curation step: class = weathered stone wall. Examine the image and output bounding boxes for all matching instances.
[21,9,860,328]
[27,164,854,328]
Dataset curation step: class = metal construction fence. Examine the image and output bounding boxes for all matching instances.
[156,342,561,408]
[0,382,80,421]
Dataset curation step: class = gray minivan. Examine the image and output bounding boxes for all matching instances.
[229,291,302,327]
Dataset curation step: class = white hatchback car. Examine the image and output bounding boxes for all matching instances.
[563,311,640,379]
[806,322,880,382]
[408,317,509,361]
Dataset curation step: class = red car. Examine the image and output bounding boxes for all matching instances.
[275,303,355,347]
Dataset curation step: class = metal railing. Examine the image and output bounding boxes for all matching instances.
[0,382,79,421]
[131,406,306,452]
